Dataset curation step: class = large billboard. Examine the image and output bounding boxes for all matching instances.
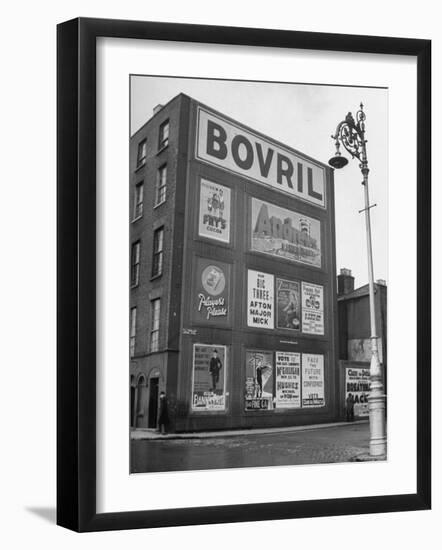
[302,353,325,407]
[251,198,321,268]
[198,178,231,243]
[247,270,274,329]
[196,107,326,208]
[245,351,274,410]
[301,282,324,335]
[275,352,301,409]
[192,344,227,411]
[276,278,301,331]
[193,258,230,326]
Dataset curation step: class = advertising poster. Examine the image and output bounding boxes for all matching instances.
[192,344,227,411]
[345,367,370,417]
[302,353,325,407]
[276,278,301,331]
[193,258,230,326]
[301,282,324,335]
[275,352,301,408]
[198,178,231,243]
[245,351,274,410]
[196,107,326,208]
[251,198,321,267]
[348,338,383,363]
[247,270,274,329]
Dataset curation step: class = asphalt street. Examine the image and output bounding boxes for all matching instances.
[130,421,370,473]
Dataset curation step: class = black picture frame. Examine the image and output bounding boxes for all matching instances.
[57,17,431,532]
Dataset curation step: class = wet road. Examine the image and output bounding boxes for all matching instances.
[130,422,370,473]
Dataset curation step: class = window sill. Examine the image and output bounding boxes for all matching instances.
[156,144,168,155]
[153,200,166,209]
[134,162,146,173]
[150,273,163,282]
[131,215,143,223]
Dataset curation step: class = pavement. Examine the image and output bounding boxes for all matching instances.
[130,419,368,440]
[130,421,373,473]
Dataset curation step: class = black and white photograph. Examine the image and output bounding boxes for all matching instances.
[128,76,388,473]
[0,0,436,543]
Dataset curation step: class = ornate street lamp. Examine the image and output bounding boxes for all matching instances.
[329,103,387,459]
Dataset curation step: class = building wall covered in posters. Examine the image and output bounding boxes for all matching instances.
[130,94,339,432]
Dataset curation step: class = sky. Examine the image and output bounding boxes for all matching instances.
[130,76,388,288]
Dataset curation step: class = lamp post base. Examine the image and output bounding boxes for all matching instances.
[367,344,387,458]
[368,373,387,458]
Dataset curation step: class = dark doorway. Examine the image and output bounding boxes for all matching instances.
[148,377,159,429]
[136,375,147,428]
[130,385,136,427]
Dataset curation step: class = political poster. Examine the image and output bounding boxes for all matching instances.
[193,258,230,326]
[251,198,321,267]
[302,353,325,407]
[245,351,274,410]
[192,344,227,411]
[198,179,231,243]
[345,367,370,417]
[247,270,274,329]
[276,278,301,331]
[275,352,301,408]
[301,282,324,335]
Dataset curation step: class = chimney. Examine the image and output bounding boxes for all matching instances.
[153,104,164,115]
[376,279,386,286]
[337,268,355,295]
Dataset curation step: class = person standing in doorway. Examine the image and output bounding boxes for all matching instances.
[158,391,169,435]
[346,392,355,422]
[209,349,222,393]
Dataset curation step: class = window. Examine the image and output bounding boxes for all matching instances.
[133,181,144,219]
[136,139,147,167]
[158,119,169,149]
[152,227,164,278]
[150,298,161,352]
[130,307,137,358]
[131,241,140,287]
[155,164,167,206]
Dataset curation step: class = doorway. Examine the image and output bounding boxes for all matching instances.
[130,384,136,428]
[148,377,159,429]
[135,375,147,428]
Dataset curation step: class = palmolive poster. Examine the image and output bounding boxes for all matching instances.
[276,278,301,331]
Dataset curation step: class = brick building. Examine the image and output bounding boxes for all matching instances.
[130,94,340,432]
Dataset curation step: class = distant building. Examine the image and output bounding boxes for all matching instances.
[337,268,387,418]
[129,93,340,432]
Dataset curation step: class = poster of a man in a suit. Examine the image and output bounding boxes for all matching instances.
[208,348,223,392]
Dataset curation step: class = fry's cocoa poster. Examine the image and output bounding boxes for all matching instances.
[198,179,231,243]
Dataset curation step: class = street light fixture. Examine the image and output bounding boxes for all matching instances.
[329,103,387,459]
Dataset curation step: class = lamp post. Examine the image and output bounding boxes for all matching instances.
[329,103,386,459]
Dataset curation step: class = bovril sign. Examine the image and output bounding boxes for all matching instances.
[196,107,326,208]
